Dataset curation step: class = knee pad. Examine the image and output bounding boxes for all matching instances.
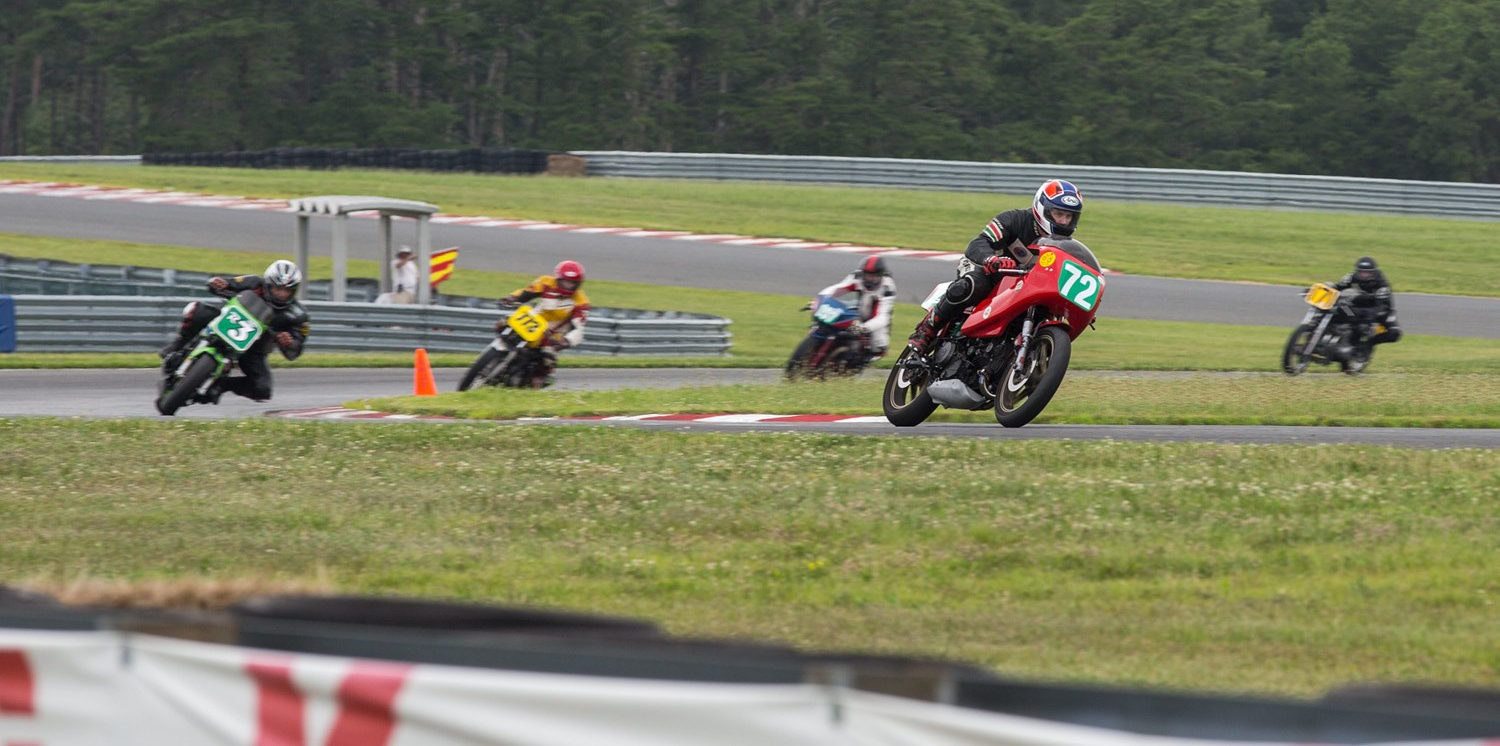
[945,275,977,305]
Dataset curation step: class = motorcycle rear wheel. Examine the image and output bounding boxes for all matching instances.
[1281,324,1315,376]
[1340,345,1372,375]
[882,347,938,427]
[458,348,505,391]
[993,326,1071,428]
[156,355,216,416]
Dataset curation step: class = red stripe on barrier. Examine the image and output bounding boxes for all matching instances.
[248,658,305,746]
[0,650,35,716]
[325,662,413,746]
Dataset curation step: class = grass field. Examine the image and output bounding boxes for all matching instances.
[354,372,1500,428]
[3,418,1497,696]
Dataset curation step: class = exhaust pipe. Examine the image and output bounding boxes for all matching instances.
[927,379,988,410]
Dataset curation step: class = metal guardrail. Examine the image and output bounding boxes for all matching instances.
[572,151,1500,220]
[8,151,1495,219]
[6,295,732,355]
[0,255,382,301]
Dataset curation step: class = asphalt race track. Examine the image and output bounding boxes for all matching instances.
[0,367,781,420]
[2,187,1498,447]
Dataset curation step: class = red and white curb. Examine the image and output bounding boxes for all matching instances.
[267,407,883,424]
[0,179,964,262]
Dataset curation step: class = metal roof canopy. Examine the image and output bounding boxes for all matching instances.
[290,195,440,303]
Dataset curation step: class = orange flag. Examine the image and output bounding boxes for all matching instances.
[430,247,459,289]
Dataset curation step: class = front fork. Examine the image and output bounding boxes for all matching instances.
[1009,310,1037,379]
[1306,311,1333,357]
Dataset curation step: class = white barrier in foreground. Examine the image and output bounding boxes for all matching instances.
[0,628,1490,746]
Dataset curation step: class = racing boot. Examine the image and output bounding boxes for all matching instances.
[159,335,189,373]
[906,309,941,355]
[908,297,963,356]
[1334,325,1370,362]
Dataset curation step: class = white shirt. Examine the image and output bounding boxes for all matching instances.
[392,257,418,294]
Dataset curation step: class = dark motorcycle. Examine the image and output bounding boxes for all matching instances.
[155,290,275,415]
[884,237,1104,428]
[1282,283,1378,376]
[785,294,869,380]
[457,304,552,390]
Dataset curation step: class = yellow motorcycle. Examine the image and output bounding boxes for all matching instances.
[457,304,557,390]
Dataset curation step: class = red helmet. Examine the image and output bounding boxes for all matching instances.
[857,255,888,291]
[554,260,585,295]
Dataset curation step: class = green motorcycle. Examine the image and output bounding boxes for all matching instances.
[155,290,276,416]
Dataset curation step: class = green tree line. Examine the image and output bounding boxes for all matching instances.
[3,0,1497,181]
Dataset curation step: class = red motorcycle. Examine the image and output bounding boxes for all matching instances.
[883,237,1105,428]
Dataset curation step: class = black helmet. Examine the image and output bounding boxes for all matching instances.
[857,255,888,291]
[1353,256,1381,290]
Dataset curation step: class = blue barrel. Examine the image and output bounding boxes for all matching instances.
[0,295,14,352]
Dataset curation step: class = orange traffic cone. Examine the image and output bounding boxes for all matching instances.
[413,348,438,396]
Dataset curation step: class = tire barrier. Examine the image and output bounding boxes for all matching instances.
[142,147,552,174]
[1,586,1497,744]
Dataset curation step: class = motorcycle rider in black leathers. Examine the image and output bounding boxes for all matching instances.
[1332,256,1402,357]
[908,179,1084,354]
[158,260,310,403]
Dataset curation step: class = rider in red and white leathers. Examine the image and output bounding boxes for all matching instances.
[813,255,897,364]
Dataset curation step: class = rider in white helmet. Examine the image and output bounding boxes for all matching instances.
[158,260,310,403]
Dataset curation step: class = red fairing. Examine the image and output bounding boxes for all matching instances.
[959,246,1104,341]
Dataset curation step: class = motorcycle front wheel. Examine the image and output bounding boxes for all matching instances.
[784,337,818,381]
[993,326,1071,428]
[882,347,938,427]
[458,348,505,391]
[1281,324,1315,376]
[156,355,216,416]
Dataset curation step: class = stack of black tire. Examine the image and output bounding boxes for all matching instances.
[143,147,552,174]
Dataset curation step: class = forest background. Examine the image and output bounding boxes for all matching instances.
[1,0,1497,183]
